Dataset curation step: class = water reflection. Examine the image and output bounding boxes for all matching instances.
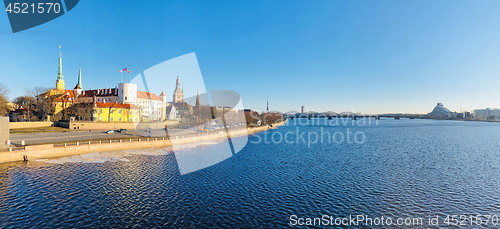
[1,119,500,228]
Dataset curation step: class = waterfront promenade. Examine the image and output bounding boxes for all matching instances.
[0,120,287,164]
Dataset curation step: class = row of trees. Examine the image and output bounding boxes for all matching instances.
[0,85,59,121]
[245,110,284,126]
[13,87,59,121]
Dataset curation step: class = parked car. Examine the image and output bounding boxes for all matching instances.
[117,128,127,133]
[105,130,114,134]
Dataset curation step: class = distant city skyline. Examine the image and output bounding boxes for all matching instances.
[2,0,500,113]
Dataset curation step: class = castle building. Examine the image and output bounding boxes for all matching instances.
[37,47,169,123]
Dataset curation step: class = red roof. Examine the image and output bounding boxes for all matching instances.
[53,90,78,102]
[80,88,118,97]
[94,102,140,109]
[137,91,161,101]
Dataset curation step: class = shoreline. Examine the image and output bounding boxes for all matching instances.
[0,120,287,164]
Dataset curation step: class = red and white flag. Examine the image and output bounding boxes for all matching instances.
[119,70,122,73]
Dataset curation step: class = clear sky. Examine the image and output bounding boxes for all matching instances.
[1,0,500,114]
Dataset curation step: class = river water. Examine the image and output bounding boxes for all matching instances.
[1,119,500,228]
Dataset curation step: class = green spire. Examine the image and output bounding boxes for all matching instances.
[77,65,82,88]
[57,47,63,80]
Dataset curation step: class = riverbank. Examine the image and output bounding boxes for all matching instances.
[0,120,287,164]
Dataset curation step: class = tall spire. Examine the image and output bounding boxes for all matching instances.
[57,46,63,80]
[55,46,65,91]
[196,86,201,107]
[77,64,82,88]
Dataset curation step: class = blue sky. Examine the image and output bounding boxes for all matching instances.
[1,0,500,113]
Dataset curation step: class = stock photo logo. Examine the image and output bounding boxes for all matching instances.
[129,53,248,175]
[3,0,79,33]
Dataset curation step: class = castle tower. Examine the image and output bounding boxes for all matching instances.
[118,83,137,104]
[173,76,183,103]
[55,46,65,92]
[159,91,167,121]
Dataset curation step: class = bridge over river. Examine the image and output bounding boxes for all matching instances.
[282,111,426,120]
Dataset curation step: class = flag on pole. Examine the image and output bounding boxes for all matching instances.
[127,70,131,73]
[123,68,127,71]
[119,70,122,73]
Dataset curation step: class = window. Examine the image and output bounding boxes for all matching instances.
[118,117,122,121]
[125,96,127,100]
[136,111,138,114]
[99,117,102,121]
[110,117,113,121]
[110,110,113,114]
[129,117,132,122]
[135,118,138,122]
[99,109,102,114]
[118,110,122,114]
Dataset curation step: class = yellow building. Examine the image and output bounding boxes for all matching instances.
[70,102,140,122]
[94,102,140,122]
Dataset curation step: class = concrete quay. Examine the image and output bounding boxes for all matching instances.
[0,120,286,164]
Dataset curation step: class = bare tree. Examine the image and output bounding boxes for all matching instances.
[0,84,10,116]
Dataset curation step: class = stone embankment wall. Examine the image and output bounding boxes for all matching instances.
[0,120,287,163]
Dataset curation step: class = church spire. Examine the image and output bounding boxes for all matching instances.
[55,46,65,91]
[77,64,82,88]
[196,86,200,107]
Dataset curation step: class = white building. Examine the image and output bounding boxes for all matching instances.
[474,108,500,120]
[116,82,167,121]
[165,106,179,120]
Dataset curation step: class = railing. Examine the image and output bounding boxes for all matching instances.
[3,127,251,153]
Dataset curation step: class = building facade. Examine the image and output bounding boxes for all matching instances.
[428,103,453,118]
[474,108,500,120]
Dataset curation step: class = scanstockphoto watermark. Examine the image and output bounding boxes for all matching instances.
[283,113,380,127]
[250,115,380,147]
[250,127,366,147]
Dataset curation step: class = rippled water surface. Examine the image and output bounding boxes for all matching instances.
[1,119,500,228]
